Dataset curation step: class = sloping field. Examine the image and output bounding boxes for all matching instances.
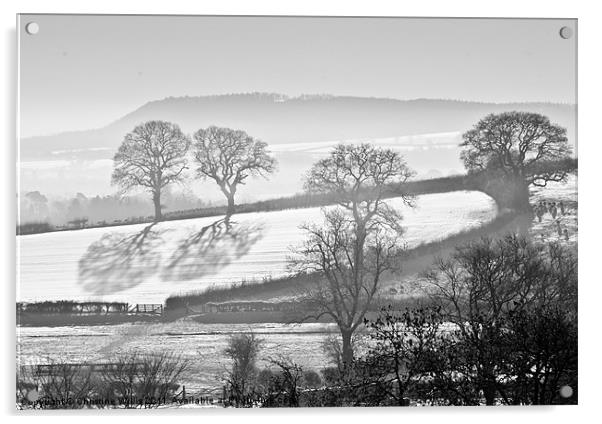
[17,191,497,304]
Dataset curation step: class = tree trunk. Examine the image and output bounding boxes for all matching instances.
[397,381,406,406]
[226,194,235,216]
[341,328,353,367]
[509,178,532,212]
[153,190,162,222]
[483,380,497,406]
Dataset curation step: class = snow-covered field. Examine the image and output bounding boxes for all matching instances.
[17,321,340,396]
[17,190,497,304]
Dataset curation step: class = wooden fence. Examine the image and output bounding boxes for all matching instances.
[129,304,163,315]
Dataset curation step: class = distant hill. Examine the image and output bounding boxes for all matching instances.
[20,93,576,160]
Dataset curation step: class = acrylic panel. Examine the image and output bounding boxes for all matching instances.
[16,15,577,409]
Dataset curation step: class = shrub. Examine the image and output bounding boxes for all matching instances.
[98,351,189,407]
[222,333,263,407]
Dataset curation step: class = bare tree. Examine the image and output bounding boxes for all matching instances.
[22,191,49,222]
[112,120,190,221]
[223,332,263,406]
[361,306,445,406]
[502,304,577,405]
[264,356,305,407]
[460,112,572,211]
[192,126,277,215]
[423,235,578,405]
[292,143,414,366]
[99,351,189,408]
[21,360,93,409]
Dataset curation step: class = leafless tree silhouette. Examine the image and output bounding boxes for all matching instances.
[112,121,190,221]
[192,126,277,215]
[99,351,189,408]
[223,332,263,406]
[460,112,572,211]
[291,143,414,366]
[361,306,445,406]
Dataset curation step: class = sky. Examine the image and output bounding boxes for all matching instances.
[19,15,577,138]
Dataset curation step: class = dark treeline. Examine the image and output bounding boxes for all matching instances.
[164,274,315,312]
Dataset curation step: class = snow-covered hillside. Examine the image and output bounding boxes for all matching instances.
[17,191,497,304]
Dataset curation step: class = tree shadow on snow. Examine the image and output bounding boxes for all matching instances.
[160,214,265,282]
[77,215,265,296]
[77,223,168,295]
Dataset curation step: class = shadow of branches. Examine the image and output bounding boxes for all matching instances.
[78,223,167,295]
[77,216,265,296]
[161,215,265,281]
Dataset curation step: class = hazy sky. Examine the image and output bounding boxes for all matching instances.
[19,15,576,138]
